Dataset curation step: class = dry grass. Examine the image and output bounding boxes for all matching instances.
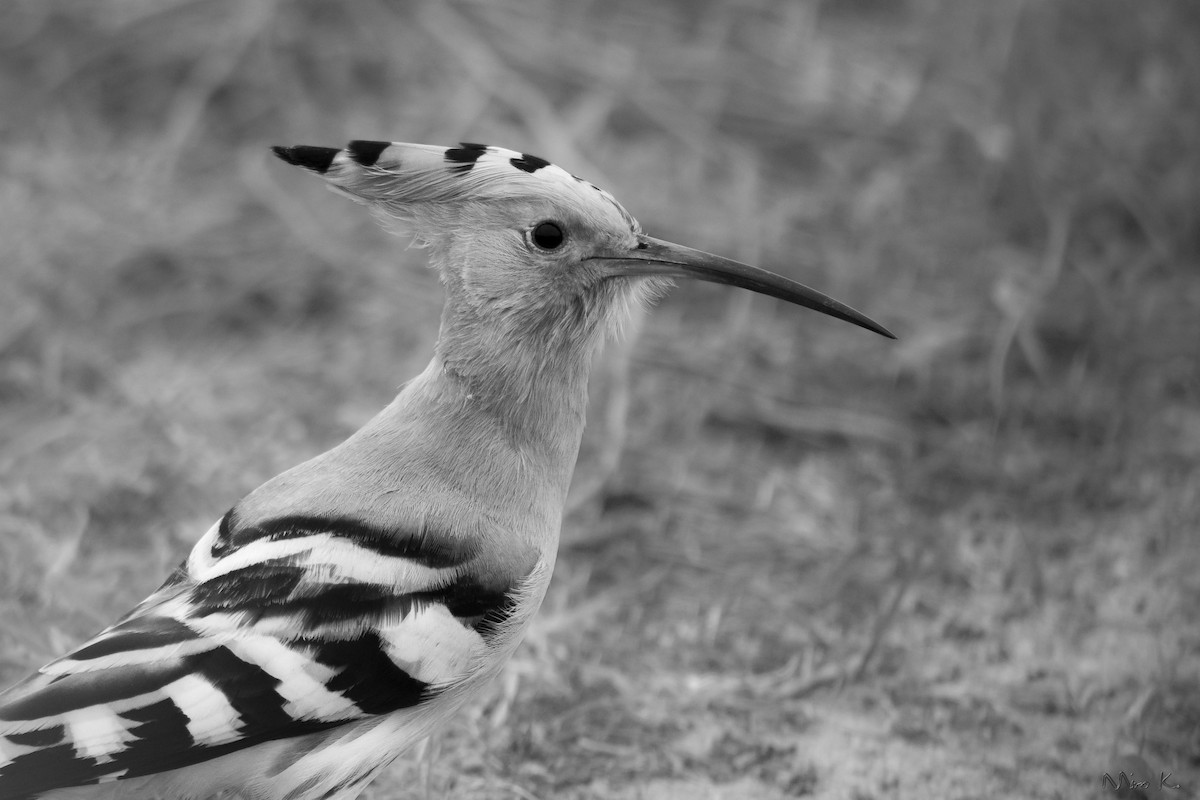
[3,1,1199,798]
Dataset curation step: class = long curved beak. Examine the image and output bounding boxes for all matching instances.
[592,235,895,339]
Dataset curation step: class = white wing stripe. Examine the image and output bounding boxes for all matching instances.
[187,533,453,591]
[0,735,37,769]
[380,605,484,686]
[159,675,243,747]
[62,707,137,764]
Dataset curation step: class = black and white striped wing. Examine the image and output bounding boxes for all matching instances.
[0,513,537,799]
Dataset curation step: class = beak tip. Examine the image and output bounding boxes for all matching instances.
[850,318,897,340]
[826,306,896,340]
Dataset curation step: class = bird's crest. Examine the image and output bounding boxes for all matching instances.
[273,140,640,236]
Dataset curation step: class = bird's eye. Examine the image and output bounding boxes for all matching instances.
[530,221,565,251]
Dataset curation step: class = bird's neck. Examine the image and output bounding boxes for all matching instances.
[431,299,603,454]
[226,294,623,555]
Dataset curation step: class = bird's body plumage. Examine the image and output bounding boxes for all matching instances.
[1,140,890,799]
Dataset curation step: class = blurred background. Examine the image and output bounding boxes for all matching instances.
[2,1,1198,797]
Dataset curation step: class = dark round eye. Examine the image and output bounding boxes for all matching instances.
[531,221,565,250]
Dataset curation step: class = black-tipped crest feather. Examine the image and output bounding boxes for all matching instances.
[272,145,339,174]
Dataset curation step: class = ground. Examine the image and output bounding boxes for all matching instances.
[2,2,1198,799]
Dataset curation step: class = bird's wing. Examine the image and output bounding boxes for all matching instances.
[0,512,538,798]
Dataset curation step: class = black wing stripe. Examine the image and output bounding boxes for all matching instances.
[68,617,198,661]
[189,560,306,612]
[464,588,521,640]
[190,647,291,734]
[0,742,99,800]
[264,585,413,628]
[0,661,193,721]
[5,726,64,748]
[116,698,195,766]
[212,512,476,569]
[95,720,347,785]
[308,633,428,715]
[412,579,513,621]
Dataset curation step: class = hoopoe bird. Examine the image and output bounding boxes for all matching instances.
[0,140,893,800]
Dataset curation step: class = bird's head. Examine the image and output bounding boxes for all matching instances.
[272,140,894,348]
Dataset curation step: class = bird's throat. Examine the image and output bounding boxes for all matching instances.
[434,330,596,450]
[431,290,618,448]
